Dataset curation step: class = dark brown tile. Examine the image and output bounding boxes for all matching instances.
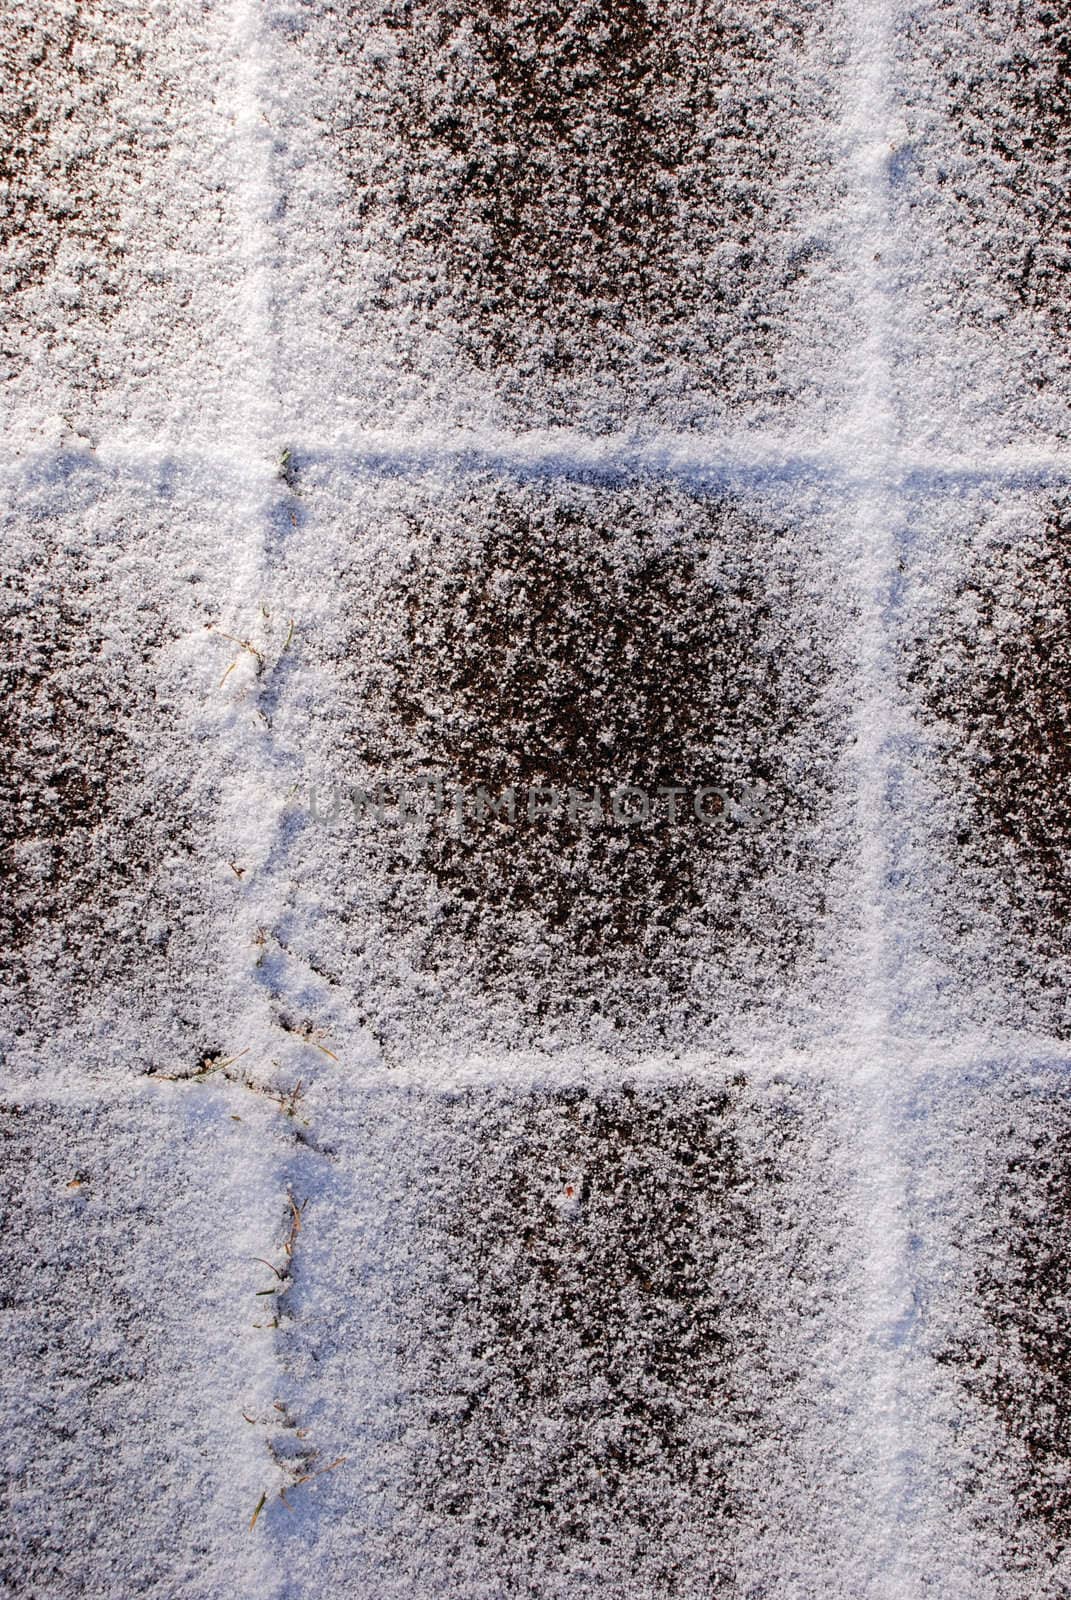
[273,0,842,431]
[908,497,1071,1025]
[0,2,240,441]
[293,473,846,1055]
[932,1073,1071,1583]
[274,1073,852,1595]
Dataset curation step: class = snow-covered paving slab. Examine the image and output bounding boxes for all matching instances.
[261,0,853,437]
[258,463,856,1063]
[891,0,1071,454]
[0,1085,289,1600]
[0,1,254,456]
[0,454,287,1083]
[902,1058,1071,1599]
[250,1067,867,1598]
[898,484,1071,1042]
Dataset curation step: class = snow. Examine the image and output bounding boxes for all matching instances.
[3,0,1071,1594]
[251,1070,863,1599]
[262,0,852,437]
[0,1084,284,1599]
[1,2,250,457]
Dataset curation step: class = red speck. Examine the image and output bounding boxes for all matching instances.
[564,1185,575,1198]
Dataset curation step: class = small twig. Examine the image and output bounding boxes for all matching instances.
[214,1048,250,1071]
[208,625,265,669]
[159,1048,249,1083]
[284,1193,304,1258]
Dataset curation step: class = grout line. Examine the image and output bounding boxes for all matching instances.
[5,1030,1070,1105]
[839,4,931,1595]
[287,435,1071,486]
[4,432,1071,495]
[216,0,296,1588]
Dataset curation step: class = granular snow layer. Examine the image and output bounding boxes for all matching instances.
[3,0,1071,1596]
